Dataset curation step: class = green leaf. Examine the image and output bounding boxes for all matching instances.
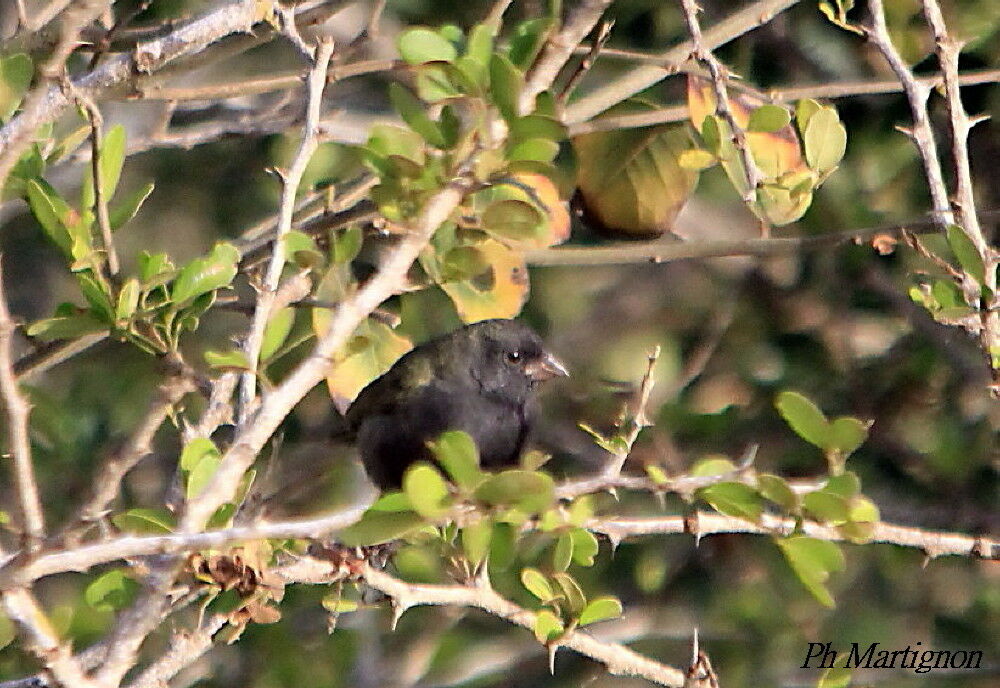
[389,83,446,147]
[428,430,483,488]
[398,27,457,65]
[509,138,560,163]
[465,21,495,69]
[482,199,545,243]
[569,528,599,567]
[111,507,175,534]
[99,124,127,199]
[0,54,33,121]
[369,491,411,512]
[489,54,524,121]
[403,463,450,519]
[775,391,829,448]
[776,536,845,608]
[509,18,551,69]
[817,668,852,688]
[697,482,764,521]
[520,567,555,601]
[552,531,574,572]
[115,278,140,322]
[803,491,849,523]
[803,107,846,175]
[533,609,563,643]
[578,596,623,626]
[748,104,792,133]
[795,99,822,134]
[25,312,108,341]
[85,570,137,612]
[260,306,295,362]
[332,225,363,264]
[179,437,220,472]
[552,572,587,612]
[0,610,13,652]
[946,224,986,286]
[109,181,154,231]
[338,509,424,546]
[461,518,492,565]
[757,474,797,511]
[186,454,221,499]
[26,179,74,255]
[828,416,869,457]
[414,63,462,102]
[677,148,717,170]
[321,596,359,614]
[690,456,737,477]
[489,521,518,572]
[509,115,565,142]
[139,251,174,283]
[475,469,555,515]
[76,271,114,323]
[171,243,239,304]
[204,349,251,371]
[440,246,490,282]
[824,472,860,498]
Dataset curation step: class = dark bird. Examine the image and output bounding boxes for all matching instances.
[346,319,568,490]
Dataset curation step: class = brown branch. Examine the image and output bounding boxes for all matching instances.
[240,40,335,421]
[124,614,228,688]
[524,218,946,266]
[565,0,801,124]
[518,0,614,115]
[568,68,1000,136]
[591,511,998,560]
[0,257,45,545]
[12,333,107,381]
[362,565,687,687]
[83,101,120,276]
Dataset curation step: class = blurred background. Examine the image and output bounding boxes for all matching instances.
[0,0,997,686]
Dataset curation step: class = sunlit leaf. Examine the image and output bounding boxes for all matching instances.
[171,243,239,304]
[775,391,829,449]
[489,54,523,121]
[25,312,108,341]
[521,567,555,601]
[570,528,599,567]
[440,239,529,323]
[111,507,175,534]
[398,28,457,65]
[475,469,555,514]
[552,531,574,572]
[461,518,492,565]
[337,510,424,546]
[578,596,623,626]
[204,349,252,371]
[804,107,847,175]
[533,609,563,643]
[429,430,483,488]
[697,482,764,521]
[403,463,450,519]
[110,182,154,231]
[827,417,869,457]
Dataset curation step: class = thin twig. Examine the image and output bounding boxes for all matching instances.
[239,40,335,423]
[524,217,950,266]
[566,0,801,124]
[518,0,615,116]
[83,101,120,276]
[679,0,763,213]
[0,257,45,545]
[568,68,1000,135]
[557,19,614,109]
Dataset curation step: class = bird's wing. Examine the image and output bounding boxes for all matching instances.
[344,349,437,430]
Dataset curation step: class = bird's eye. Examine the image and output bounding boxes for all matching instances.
[506,350,522,364]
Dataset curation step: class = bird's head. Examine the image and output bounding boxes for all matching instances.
[461,319,568,402]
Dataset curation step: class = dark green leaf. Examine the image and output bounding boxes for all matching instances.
[482,199,545,243]
[489,54,524,121]
[775,536,845,608]
[946,224,986,286]
[111,507,175,534]
[85,570,137,612]
[389,83,446,147]
[757,474,797,511]
[26,179,74,255]
[698,482,764,521]
[109,182,154,231]
[25,312,107,341]
[509,18,551,69]
[76,271,114,323]
[260,307,295,362]
[171,243,239,304]
[337,510,424,546]
[0,54,33,121]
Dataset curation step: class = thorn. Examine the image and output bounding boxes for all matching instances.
[893,124,916,140]
[390,598,411,630]
[691,627,700,665]
[606,532,621,554]
[970,113,991,128]
[654,491,666,510]
[607,487,619,502]
[548,643,559,675]
[737,444,759,469]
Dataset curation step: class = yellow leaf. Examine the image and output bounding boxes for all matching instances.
[316,319,413,413]
[440,239,529,323]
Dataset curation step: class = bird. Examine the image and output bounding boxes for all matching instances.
[345,319,568,490]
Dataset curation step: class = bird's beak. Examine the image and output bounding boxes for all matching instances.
[526,352,569,382]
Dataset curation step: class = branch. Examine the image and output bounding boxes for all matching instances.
[568,68,1000,136]
[518,0,614,115]
[565,0,801,124]
[591,511,998,560]
[124,614,228,688]
[0,257,45,544]
[362,565,687,687]
[239,40,335,421]
[525,218,944,266]
[0,0,272,186]
[679,0,763,212]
